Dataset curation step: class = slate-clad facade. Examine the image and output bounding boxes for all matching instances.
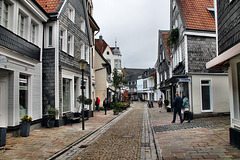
[38,0,93,126]
[206,0,240,149]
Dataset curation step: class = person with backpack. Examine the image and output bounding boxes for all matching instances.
[182,95,191,123]
[103,98,109,115]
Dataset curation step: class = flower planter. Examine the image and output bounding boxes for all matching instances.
[0,127,7,147]
[20,123,30,137]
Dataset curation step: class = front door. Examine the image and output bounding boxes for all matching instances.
[0,72,8,128]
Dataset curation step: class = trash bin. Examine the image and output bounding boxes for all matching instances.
[0,127,7,147]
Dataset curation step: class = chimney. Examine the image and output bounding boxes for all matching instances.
[99,35,103,42]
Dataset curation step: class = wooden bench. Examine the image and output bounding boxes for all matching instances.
[64,112,81,125]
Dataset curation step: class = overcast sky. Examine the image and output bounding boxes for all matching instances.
[92,0,170,69]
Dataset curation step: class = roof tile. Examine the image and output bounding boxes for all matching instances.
[36,0,61,13]
[178,0,215,31]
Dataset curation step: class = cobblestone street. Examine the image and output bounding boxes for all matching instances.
[73,102,147,160]
[149,103,240,160]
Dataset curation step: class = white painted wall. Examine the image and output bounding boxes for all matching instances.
[191,74,230,115]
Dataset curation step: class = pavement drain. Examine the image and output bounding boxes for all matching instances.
[141,143,150,147]
[121,135,135,138]
[79,145,88,148]
[153,121,229,133]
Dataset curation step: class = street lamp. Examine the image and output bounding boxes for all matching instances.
[79,59,88,130]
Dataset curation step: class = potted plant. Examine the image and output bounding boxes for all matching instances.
[20,115,32,137]
[46,107,58,128]
[0,127,7,147]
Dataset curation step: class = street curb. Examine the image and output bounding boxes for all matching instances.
[46,107,132,160]
[148,107,162,160]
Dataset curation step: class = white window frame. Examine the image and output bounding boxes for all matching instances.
[48,25,53,47]
[30,20,38,44]
[2,1,8,28]
[200,79,213,112]
[80,17,85,33]
[67,32,74,56]
[80,42,85,59]
[18,10,28,38]
[162,50,165,60]
[85,45,89,62]
[60,27,67,52]
[68,3,75,23]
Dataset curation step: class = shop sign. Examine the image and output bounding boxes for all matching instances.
[0,56,8,63]
[19,78,27,84]
[179,78,191,82]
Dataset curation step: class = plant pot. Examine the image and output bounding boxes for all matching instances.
[46,119,55,128]
[20,122,30,137]
[0,127,7,147]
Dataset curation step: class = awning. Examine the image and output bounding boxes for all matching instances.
[206,43,240,70]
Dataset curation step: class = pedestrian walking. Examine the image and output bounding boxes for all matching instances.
[158,98,162,112]
[182,95,191,123]
[103,98,109,115]
[95,97,100,111]
[171,92,184,124]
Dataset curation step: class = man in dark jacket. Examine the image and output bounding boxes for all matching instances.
[103,98,109,115]
[171,92,184,124]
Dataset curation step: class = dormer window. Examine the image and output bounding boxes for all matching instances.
[68,4,75,23]
[207,7,215,19]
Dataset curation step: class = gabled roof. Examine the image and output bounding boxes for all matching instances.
[178,0,215,31]
[162,32,171,61]
[95,39,109,54]
[36,0,61,13]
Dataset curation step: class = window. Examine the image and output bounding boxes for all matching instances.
[68,4,75,22]
[80,17,85,32]
[80,43,85,59]
[0,2,2,23]
[164,71,167,80]
[18,13,25,37]
[201,80,212,112]
[107,59,111,65]
[63,78,71,112]
[48,26,53,46]
[162,50,165,60]
[31,21,38,44]
[19,74,29,119]
[60,28,67,52]
[2,1,8,28]
[114,59,121,69]
[143,80,147,89]
[67,33,74,56]
[107,51,109,55]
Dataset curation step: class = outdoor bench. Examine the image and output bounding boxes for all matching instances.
[64,112,81,125]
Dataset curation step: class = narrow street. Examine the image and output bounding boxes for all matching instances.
[62,102,157,160]
[1,102,240,159]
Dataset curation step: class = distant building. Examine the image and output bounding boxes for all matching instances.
[206,0,240,149]
[95,35,122,100]
[123,68,146,100]
[155,30,172,104]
